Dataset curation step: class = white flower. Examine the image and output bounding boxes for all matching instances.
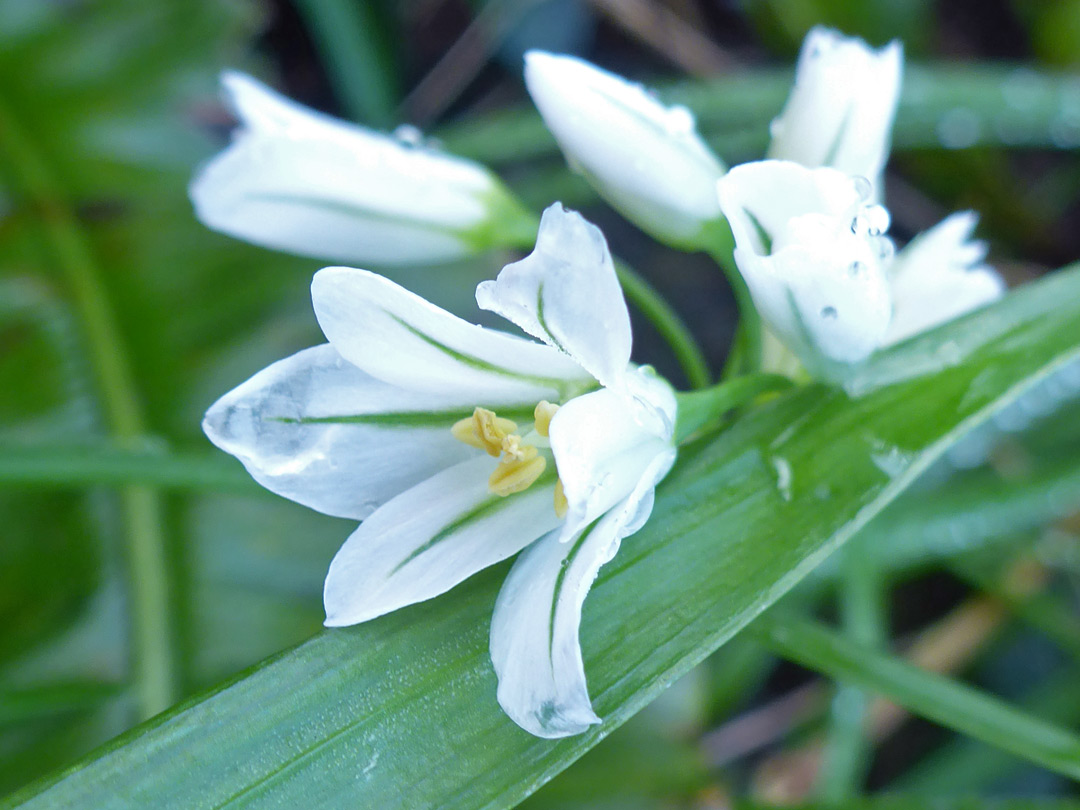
[190,71,534,266]
[524,51,725,248]
[767,27,902,195]
[718,160,1006,374]
[718,160,894,371]
[884,211,1006,346]
[203,203,676,738]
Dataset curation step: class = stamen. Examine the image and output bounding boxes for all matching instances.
[489,451,546,496]
[451,407,517,456]
[533,400,560,438]
[553,478,568,519]
[501,434,529,461]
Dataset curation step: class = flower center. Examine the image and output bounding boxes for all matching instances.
[451,402,567,517]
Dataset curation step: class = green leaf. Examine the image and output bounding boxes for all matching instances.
[0,442,262,494]
[440,66,1080,167]
[754,613,1080,781]
[292,0,400,127]
[8,260,1080,808]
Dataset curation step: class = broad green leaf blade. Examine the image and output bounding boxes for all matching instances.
[8,264,1080,810]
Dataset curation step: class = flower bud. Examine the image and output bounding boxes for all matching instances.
[767,27,902,195]
[524,51,725,248]
[190,71,535,266]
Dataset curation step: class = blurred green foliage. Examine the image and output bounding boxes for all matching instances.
[1,0,1080,807]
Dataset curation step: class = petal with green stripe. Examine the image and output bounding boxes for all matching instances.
[324,455,561,627]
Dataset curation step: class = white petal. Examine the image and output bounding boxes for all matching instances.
[719,161,894,367]
[718,160,865,254]
[768,28,903,192]
[202,344,492,519]
[190,71,505,265]
[490,455,667,738]
[885,212,1006,345]
[475,204,631,388]
[311,267,591,405]
[524,51,724,246]
[324,455,562,626]
[548,368,676,541]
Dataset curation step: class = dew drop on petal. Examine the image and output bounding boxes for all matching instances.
[875,237,896,262]
[665,104,696,136]
[852,175,872,202]
[821,306,838,320]
[393,124,424,148]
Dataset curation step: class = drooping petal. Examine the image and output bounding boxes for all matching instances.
[490,452,669,738]
[312,267,592,404]
[885,212,1006,345]
[323,455,562,626]
[475,204,631,388]
[201,344,520,520]
[718,161,894,368]
[524,51,725,247]
[738,242,892,366]
[190,71,521,265]
[768,28,903,194]
[548,368,676,541]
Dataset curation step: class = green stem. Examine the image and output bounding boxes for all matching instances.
[817,536,887,800]
[0,443,264,494]
[0,101,177,720]
[754,613,1080,782]
[293,0,398,127]
[613,259,711,389]
[700,220,762,377]
[674,373,792,444]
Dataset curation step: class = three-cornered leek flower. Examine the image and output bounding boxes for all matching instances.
[718,160,894,375]
[718,160,1005,377]
[524,51,725,249]
[203,204,677,738]
[190,71,535,266]
[767,27,902,196]
[884,211,1005,345]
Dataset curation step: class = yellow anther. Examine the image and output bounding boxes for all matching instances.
[553,478,568,519]
[451,407,517,457]
[533,401,560,438]
[500,433,530,462]
[489,453,547,497]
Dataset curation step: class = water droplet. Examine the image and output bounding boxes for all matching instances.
[1002,67,1041,111]
[852,175,872,201]
[937,108,981,149]
[936,339,963,365]
[875,237,896,262]
[848,261,866,278]
[870,446,911,479]
[771,456,793,502]
[1049,115,1080,148]
[393,124,424,147]
[865,204,890,235]
[665,105,696,136]
[821,306,838,320]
